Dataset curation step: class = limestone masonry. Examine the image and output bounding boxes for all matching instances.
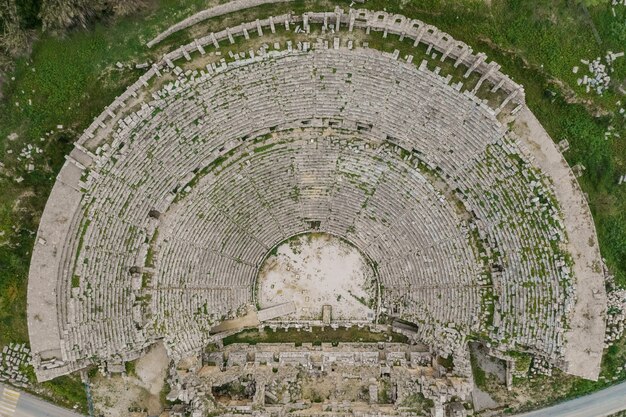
[26,8,606,401]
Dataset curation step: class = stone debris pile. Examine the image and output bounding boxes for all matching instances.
[166,342,471,416]
[605,124,621,141]
[0,343,32,387]
[529,357,553,377]
[605,281,626,348]
[577,52,624,95]
[17,144,43,172]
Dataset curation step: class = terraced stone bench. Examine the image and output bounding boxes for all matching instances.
[27,10,605,383]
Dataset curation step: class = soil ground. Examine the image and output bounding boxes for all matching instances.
[257,233,377,322]
[92,342,169,417]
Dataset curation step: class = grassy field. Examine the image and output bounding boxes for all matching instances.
[0,0,624,411]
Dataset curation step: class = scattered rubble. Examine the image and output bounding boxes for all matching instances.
[0,343,32,388]
[605,278,626,348]
[165,341,472,416]
[576,52,624,95]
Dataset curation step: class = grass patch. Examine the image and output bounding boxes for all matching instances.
[470,349,487,389]
[40,375,88,413]
[125,360,137,377]
[400,393,435,414]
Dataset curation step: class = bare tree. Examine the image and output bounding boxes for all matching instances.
[0,0,29,56]
[38,0,106,31]
[38,0,148,32]
[107,0,147,17]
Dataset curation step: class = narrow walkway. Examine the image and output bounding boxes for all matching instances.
[146,0,293,47]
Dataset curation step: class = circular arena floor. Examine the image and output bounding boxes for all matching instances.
[257,233,377,322]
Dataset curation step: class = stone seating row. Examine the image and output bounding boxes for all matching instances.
[29,41,559,380]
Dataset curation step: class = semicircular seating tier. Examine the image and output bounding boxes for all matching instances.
[27,9,605,382]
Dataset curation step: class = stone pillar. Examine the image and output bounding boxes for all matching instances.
[285,19,290,31]
[181,47,191,61]
[303,14,309,33]
[472,62,500,94]
[464,52,486,78]
[490,78,505,93]
[211,33,219,49]
[152,64,162,77]
[243,28,250,40]
[441,43,455,61]
[256,19,263,36]
[195,40,206,55]
[454,46,471,68]
[335,9,342,31]
[496,87,521,114]
[269,16,276,33]
[349,14,355,32]
[165,58,174,68]
[227,28,235,44]
[413,27,425,47]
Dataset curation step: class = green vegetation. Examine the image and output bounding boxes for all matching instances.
[145,229,159,267]
[399,393,435,414]
[507,350,533,374]
[470,349,487,389]
[159,380,173,405]
[379,378,391,403]
[0,0,624,412]
[253,142,276,154]
[125,359,137,377]
[40,374,88,413]
[438,355,454,371]
[477,336,626,413]
[222,326,408,346]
